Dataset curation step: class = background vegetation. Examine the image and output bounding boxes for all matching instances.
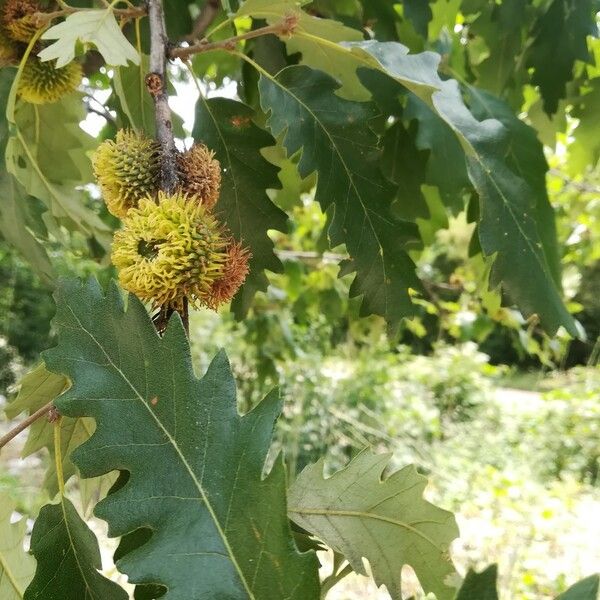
[1,0,599,598]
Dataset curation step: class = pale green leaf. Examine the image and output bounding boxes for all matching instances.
[568,78,600,174]
[39,9,140,68]
[236,0,367,100]
[0,175,55,286]
[288,450,459,600]
[43,278,320,599]
[113,54,155,137]
[5,364,110,510]
[24,498,128,600]
[0,495,36,599]
[5,95,111,244]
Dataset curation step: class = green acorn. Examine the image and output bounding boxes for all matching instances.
[112,192,233,311]
[92,130,162,219]
[18,57,82,104]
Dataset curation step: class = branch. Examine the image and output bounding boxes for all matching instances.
[170,15,298,61]
[183,0,220,43]
[147,0,178,193]
[147,0,188,334]
[0,401,54,451]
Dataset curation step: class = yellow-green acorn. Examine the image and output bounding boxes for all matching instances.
[112,192,235,311]
[18,57,82,104]
[177,143,222,210]
[92,130,161,219]
[2,0,41,43]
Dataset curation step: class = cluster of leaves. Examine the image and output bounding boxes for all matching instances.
[1,0,600,599]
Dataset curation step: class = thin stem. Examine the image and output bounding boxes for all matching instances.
[54,418,66,496]
[170,16,298,60]
[0,401,54,451]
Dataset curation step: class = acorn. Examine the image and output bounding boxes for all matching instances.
[92,130,161,219]
[111,191,236,311]
[2,0,41,43]
[177,143,222,210]
[18,57,82,104]
[206,241,250,309]
[0,28,19,66]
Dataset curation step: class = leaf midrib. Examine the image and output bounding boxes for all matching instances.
[288,507,444,550]
[63,302,255,599]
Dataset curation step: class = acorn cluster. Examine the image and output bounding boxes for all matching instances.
[0,0,82,104]
[93,130,250,312]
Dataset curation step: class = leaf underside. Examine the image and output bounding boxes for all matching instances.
[0,495,36,600]
[347,41,576,336]
[288,450,459,600]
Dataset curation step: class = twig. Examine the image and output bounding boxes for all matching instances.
[170,15,298,61]
[183,0,220,43]
[147,0,178,193]
[34,5,146,26]
[84,96,117,125]
[0,401,54,451]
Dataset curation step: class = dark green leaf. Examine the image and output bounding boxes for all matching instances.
[43,278,320,600]
[456,565,498,600]
[259,65,421,328]
[469,0,529,100]
[402,0,433,39]
[526,0,596,115]
[24,498,127,600]
[164,0,193,40]
[380,121,429,220]
[192,97,287,315]
[288,450,459,600]
[556,575,600,600]
[404,94,470,207]
[465,85,562,286]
